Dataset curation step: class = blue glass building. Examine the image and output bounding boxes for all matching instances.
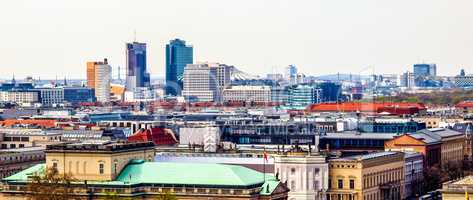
[165,39,193,96]
[413,64,436,77]
[318,82,342,102]
[288,84,321,106]
[63,87,95,104]
[126,42,150,91]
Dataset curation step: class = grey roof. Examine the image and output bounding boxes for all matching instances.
[412,128,463,143]
[321,132,398,140]
[336,151,400,161]
[409,132,441,144]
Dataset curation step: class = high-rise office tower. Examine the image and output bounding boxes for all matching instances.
[413,63,436,77]
[285,65,298,85]
[86,58,111,102]
[165,39,193,96]
[126,42,150,91]
[182,63,231,102]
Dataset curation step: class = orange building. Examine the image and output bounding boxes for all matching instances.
[86,61,97,88]
[385,133,441,168]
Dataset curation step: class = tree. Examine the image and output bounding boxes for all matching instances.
[26,167,78,200]
[423,166,441,192]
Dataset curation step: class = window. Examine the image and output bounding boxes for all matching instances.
[314,168,320,176]
[10,144,16,148]
[290,180,296,191]
[52,162,58,170]
[338,179,343,189]
[99,163,104,174]
[350,179,355,189]
[291,168,296,175]
[328,179,332,189]
[19,144,25,148]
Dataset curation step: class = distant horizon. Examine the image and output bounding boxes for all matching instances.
[1,0,472,79]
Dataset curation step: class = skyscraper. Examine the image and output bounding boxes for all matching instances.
[126,42,150,91]
[182,63,231,102]
[413,63,437,77]
[86,58,111,103]
[165,39,193,96]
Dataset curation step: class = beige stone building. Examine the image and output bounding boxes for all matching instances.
[327,151,405,200]
[45,140,155,181]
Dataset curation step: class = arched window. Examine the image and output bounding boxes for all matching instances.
[290,180,296,191]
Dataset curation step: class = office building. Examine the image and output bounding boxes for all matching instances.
[223,85,271,103]
[63,87,95,104]
[126,42,150,91]
[34,87,64,106]
[401,71,415,88]
[454,74,473,87]
[86,59,111,103]
[327,151,405,200]
[0,90,39,106]
[165,38,193,96]
[274,153,329,200]
[413,63,436,77]
[182,63,231,102]
[286,65,298,84]
[318,82,341,103]
[289,84,321,106]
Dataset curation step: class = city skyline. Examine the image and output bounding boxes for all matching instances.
[1,0,473,79]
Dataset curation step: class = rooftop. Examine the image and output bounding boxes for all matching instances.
[335,151,401,161]
[45,141,155,153]
[3,160,280,194]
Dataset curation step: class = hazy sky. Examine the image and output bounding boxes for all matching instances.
[1,0,473,79]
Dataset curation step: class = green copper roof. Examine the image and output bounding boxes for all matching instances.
[116,160,267,187]
[3,161,281,195]
[3,164,45,181]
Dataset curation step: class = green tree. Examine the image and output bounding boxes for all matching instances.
[26,167,78,200]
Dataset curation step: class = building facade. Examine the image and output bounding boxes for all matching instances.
[165,38,193,96]
[289,85,322,106]
[63,87,95,104]
[274,153,329,200]
[126,42,150,91]
[1,141,289,200]
[86,59,111,103]
[223,85,271,103]
[34,87,64,106]
[0,91,39,105]
[182,63,231,102]
[327,151,405,200]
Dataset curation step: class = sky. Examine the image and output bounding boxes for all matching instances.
[1,0,473,79]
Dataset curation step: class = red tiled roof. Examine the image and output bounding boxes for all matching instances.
[456,101,473,108]
[0,119,57,128]
[128,128,178,146]
[307,102,426,114]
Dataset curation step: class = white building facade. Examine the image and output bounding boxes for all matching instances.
[182,63,231,102]
[274,154,329,200]
[94,63,112,103]
[223,85,271,102]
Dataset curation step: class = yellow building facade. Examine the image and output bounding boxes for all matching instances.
[45,141,155,181]
[327,151,405,200]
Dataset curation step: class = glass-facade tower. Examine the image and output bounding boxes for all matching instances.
[126,42,150,91]
[165,39,193,96]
